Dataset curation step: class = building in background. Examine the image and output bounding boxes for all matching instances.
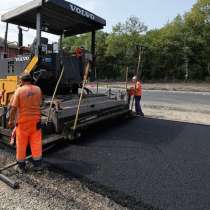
[0,37,29,58]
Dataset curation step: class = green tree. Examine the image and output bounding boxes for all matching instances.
[106,16,147,79]
[184,0,210,79]
[61,0,210,81]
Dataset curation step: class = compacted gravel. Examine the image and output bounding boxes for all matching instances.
[0,146,128,210]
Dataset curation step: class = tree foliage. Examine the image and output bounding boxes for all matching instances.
[63,0,210,81]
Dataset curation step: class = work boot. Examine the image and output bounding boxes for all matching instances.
[32,159,43,174]
[136,112,144,117]
[140,112,144,117]
[15,162,26,174]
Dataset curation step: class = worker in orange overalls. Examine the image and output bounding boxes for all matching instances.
[8,73,42,173]
[75,47,82,58]
[130,76,144,116]
[75,46,85,58]
[75,46,85,79]
[128,82,134,109]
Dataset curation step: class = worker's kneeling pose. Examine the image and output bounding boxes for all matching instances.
[8,73,43,173]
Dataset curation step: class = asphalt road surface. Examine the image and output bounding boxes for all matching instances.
[143,90,210,108]
[91,88,210,112]
[45,117,210,210]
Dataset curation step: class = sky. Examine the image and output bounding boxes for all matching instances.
[0,0,197,45]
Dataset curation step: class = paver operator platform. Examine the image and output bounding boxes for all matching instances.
[0,0,130,146]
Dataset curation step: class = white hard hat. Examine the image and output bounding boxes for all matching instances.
[132,76,137,80]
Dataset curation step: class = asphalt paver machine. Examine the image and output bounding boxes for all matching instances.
[0,0,130,146]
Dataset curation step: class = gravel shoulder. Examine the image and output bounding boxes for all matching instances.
[89,82,210,93]
[0,147,128,210]
[143,82,210,92]
[143,106,210,126]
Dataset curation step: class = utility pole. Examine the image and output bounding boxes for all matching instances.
[201,3,210,76]
[183,33,189,82]
[204,5,210,76]
[4,23,8,57]
[184,45,189,81]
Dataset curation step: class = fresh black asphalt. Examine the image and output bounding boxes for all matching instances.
[45,117,210,210]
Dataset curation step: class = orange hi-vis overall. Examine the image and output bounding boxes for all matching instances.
[129,81,142,96]
[135,81,142,96]
[10,84,42,162]
[75,47,82,58]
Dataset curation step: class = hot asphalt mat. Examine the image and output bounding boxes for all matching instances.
[44,118,210,210]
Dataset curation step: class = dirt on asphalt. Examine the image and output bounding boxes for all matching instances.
[144,107,210,126]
